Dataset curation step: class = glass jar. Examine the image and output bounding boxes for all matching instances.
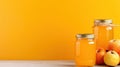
[93,19,113,50]
[75,34,96,66]
[113,25,120,39]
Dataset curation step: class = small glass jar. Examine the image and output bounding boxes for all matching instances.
[93,19,113,50]
[75,34,96,66]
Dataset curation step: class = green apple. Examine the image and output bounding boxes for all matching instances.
[104,50,120,66]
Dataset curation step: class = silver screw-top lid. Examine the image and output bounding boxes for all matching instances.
[94,19,112,26]
[76,34,94,39]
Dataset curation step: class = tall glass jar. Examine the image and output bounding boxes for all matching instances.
[93,19,113,50]
[113,25,120,39]
[75,34,96,66]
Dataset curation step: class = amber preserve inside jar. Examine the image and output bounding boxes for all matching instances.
[75,34,96,66]
[93,19,113,50]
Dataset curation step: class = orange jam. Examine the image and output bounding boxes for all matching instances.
[75,34,96,66]
[94,19,113,50]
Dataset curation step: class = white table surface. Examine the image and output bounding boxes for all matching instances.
[0,60,74,67]
[0,60,118,67]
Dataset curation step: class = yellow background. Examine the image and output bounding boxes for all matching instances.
[0,0,120,60]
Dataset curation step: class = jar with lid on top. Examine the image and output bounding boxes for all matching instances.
[93,19,113,50]
[75,34,96,66]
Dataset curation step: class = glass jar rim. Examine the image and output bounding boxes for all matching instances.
[94,19,112,26]
[76,34,94,39]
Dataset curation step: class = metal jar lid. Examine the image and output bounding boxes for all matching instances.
[94,19,112,26]
[76,34,94,39]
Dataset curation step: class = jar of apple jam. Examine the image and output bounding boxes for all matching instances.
[93,19,113,50]
[75,34,96,66]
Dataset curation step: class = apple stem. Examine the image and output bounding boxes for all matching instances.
[97,49,101,52]
[111,51,114,54]
[106,50,109,52]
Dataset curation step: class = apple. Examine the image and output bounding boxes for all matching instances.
[104,50,120,66]
[96,48,106,65]
[108,39,120,55]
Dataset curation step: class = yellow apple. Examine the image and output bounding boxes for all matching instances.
[104,50,120,66]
